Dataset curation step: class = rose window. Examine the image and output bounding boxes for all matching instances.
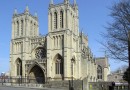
[35,48,46,59]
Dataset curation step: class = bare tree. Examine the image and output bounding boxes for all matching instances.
[102,0,130,87]
[112,65,128,73]
[103,0,130,62]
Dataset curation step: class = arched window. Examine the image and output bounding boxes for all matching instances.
[17,21,19,36]
[97,65,102,79]
[16,58,22,76]
[50,13,52,31]
[53,36,55,48]
[21,20,23,36]
[55,54,63,75]
[54,12,57,29]
[30,21,33,35]
[60,11,63,28]
[34,23,36,36]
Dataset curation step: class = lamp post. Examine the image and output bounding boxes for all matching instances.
[71,58,75,90]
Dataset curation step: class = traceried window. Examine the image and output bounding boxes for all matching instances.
[97,65,102,79]
[55,54,63,75]
[35,48,46,59]
[54,12,57,29]
[60,11,63,28]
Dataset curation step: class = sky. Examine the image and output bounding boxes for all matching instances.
[0,0,128,73]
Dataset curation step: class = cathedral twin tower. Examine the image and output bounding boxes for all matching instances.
[10,0,108,84]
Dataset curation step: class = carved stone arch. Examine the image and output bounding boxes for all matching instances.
[31,45,46,59]
[15,57,22,64]
[53,53,64,80]
[28,62,46,84]
[72,55,76,63]
[54,8,58,13]
[28,61,45,74]
[53,53,63,62]
[60,7,64,12]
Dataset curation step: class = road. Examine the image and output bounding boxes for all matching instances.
[0,86,67,90]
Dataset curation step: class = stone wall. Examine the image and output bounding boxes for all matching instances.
[47,79,89,90]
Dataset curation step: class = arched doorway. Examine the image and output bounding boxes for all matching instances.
[29,65,45,84]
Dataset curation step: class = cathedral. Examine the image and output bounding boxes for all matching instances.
[10,0,110,84]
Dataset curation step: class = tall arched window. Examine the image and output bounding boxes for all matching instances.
[16,58,22,76]
[54,12,57,29]
[30,21,33,35]
[34,23,36,36]
[55,54,63,75]
[17,21,19,36]
[21,20,23,36]
[50,13,52,31]
[53,36,55,48]
[60,11,64,28]
[97,65,102,79]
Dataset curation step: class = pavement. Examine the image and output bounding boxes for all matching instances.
[0,86,68,90]
[0,86,44,90]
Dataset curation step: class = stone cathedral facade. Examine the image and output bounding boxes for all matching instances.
[10,0,110,83]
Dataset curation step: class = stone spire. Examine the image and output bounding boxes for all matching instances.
[24,6,29,14]
[34,12,37,18]
[74,0,76,5]
[14,8,18,15]
[64,0,69,4]
[50,0,53,4]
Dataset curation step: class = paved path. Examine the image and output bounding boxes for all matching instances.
[0,86,67,90]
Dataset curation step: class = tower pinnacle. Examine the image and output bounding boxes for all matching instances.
[50,0,53,4]
[24,6,29,14]
[74,0,76,6]
[14,8,18,15]
[34,12,38,18]
[64,0,69,4]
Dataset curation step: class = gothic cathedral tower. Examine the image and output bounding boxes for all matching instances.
[47,0,81,80]
[10,6,39,77]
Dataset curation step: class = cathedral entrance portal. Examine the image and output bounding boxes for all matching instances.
[29,65,45,84]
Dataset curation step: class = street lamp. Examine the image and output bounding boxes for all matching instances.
[71,58,75,90]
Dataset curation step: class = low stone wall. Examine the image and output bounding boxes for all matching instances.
[47,80,69,88]
[0,79,89,90]
[47,80,84,90]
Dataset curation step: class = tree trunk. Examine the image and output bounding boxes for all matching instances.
[128,31,130,89]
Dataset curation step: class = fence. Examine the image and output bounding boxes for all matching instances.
[0,76,129,90]
[89,82,129,90]
[0,76,85,90]
[0,76,45,85]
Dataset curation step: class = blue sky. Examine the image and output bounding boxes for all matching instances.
[0,0,128,73]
